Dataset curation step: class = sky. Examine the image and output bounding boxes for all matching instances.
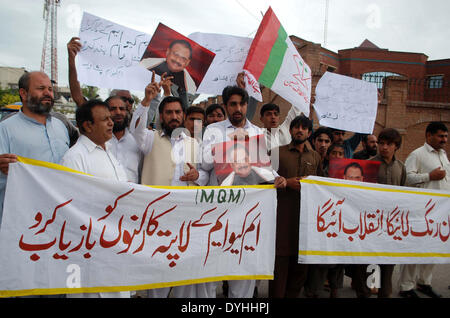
[0,0,449,100]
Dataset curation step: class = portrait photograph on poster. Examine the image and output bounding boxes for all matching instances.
[212,135,275,186]
[328,158,381,183]
[140,23,216,96]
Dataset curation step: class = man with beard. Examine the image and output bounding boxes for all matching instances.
[353,134,378,160]
[0,72,73,226]
[200,85,287,298]
[129,77,209,298]
[269,115,323,298]
[104,96,143,183]
[331,128,365,159]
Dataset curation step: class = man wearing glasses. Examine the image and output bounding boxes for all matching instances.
[140,39,196,110]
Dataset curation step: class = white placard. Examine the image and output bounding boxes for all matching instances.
[188,32,255,97]
[76,12,152,92]
[313,72,378,134]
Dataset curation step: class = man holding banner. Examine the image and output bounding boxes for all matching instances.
[60,99,130,298]
[129,76,209,298]
[269,115,322,298]
[352,128,406,298]
[398,122,449,298]
[0,71,70,226]
[200,85,286,297]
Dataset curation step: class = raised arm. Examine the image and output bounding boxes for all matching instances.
[67,37,86,107]
[129,72,161,154]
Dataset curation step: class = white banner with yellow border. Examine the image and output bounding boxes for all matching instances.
[0,157,276,297]
[299,176,450,264]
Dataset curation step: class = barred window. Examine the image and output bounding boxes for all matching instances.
[427,75,444,89]
[362,71,402,89]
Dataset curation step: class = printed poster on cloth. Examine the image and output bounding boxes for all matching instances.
[299,176,450,264]
[0,158,276,297]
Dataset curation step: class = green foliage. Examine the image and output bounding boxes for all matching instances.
[81,85,100,100]
[0,93,20,106]
[0,86,20,106]
[132,94,141,105]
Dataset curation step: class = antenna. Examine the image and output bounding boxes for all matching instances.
[40,0,60,88]
[324,0,329,47]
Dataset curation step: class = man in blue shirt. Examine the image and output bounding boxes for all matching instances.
[0,71,70,223]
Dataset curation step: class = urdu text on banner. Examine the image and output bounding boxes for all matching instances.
[299,176,450,265]
[0,157,276,297]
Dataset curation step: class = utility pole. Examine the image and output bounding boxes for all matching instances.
[324,0,329,48]
[40,0,60,89]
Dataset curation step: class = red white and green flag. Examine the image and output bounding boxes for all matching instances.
[243,7,312,116]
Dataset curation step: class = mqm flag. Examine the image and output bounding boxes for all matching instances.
[243,7,312,116]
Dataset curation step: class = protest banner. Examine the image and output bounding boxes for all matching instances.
[140,23,215,96]
[188,32,253,96]
[0,157,276,297]
[313,72,378,134]
[76,12,152,91]
[299,176,450,264]
[243,7,312,115]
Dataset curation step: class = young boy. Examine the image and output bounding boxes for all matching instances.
[352,128,406,298]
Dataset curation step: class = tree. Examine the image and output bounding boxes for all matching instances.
[0,94,21,106]
[0,87,20,107]
[81,85,99,100]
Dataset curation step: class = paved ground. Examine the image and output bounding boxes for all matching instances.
[134,264,449,298]
[246,264,450,298]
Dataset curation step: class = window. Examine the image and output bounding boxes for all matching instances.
[362,71,402,89]
[427,75,444,89]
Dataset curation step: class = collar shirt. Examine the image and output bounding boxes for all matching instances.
[370,154,406,186]
[200,118,279,186]
[60,135,127,182]
[0,111,69,223]
[130,103,208,186]
[107,129,143,183]
[60,135,130,298]
[275,141,323,256]
[405,142,450,191]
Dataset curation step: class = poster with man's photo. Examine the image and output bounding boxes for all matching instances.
[212,135,275,186]
[328,158,381,183]
[140,23,216,95]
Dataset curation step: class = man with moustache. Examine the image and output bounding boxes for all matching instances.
[60,99,130,298]
[398,122,449,298]
[129,76,209,298]
[353,134,378,160]
[343,162,365,181]
[105,96,143,183]
[140,39,196,110]
[269,115,322,298]
[200,85,287,298]
[0,71,72,225]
